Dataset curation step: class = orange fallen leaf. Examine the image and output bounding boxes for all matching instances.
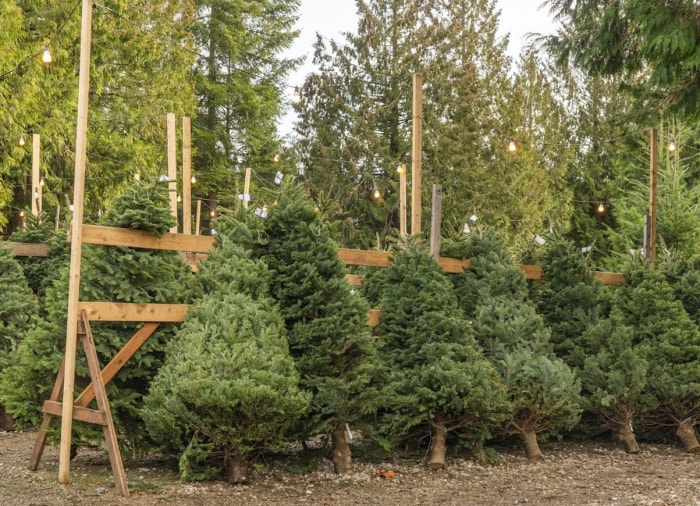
[374,470,396,479]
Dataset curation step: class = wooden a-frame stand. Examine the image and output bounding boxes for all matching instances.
[28,310,161,497]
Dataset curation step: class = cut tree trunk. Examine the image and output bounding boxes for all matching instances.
[618,425,640,454]
[225,451,249,484]
[0,406,14,431]
[426,424,447,470]
[521,429,544,461]
[676,418,700,453]
[331,428,353,474]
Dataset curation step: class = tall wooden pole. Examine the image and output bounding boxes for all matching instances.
[648,127,658,263]
[195,199,202,236]
[31,133,42,216]
[243,167,251,208]
[167,113,178,233]
[59,0,93,485]
[411,73,423,236]
[399,164,407,238]
[429,184,442,259]
[182,117,192,235]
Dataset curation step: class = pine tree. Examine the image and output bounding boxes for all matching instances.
[373,246,509,469]
[615,260,700,452]
[0,182,193,449]
[142,235,310,484]
[0,246,38,428]
[262,183,379,474]
[450,232,581,460]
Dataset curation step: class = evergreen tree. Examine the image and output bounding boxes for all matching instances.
[0,182,193,450]
[615,260,700,452]
[373,246,509,469]
[450,233,581,460]
[142,235,310,484]
[262,183,379,474]
[0,245,38,427]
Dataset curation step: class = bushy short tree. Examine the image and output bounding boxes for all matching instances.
[0,182,192,449]
[450,233,581,460]
[262,183,379,474]
[373,247,509,469]
[0,246,38,428]
[616,260,700,452]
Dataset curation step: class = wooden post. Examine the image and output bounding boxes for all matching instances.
[399,164,407,239]
[31,133,42,216]
[429,184,442,259]
[243,167,251,208]
[167,113,177,233]
[59,0,93,485]
[195,199,201,236]
[648,127,658,263]
[182,117,192,235]
[411,73,423,236]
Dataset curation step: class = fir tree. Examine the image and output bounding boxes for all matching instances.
[450,233,581,460]
[373,246,509,469]
[262,183,379,474]
[142,276,310,483]
[0,182,193,449]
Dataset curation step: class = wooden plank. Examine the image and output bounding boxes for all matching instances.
[518,264,545,280]
[338,248,392,267]
[82,224,215,253]
[367,309,380,326]
[438,257,471,273]
[182,117,192,235]
[2,242,50,257]
[29,358,66,471]
[43,401,107,426]
[167,113,178,234]
[78,302,189,322]
[347,274,364,287]
[74,323,159,408]
[594,271,626,286]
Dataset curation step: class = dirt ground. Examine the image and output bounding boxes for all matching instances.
[2,428,700,506]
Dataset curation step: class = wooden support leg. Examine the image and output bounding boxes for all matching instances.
[28,358,66,471]
[79,311,129,497]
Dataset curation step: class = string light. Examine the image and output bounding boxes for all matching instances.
[191,173,197,184]
[596,202,606,215]
[508,137,517,153]
[177,194,182,203]
[396,163,405,174]
[668,137,676,152]
[373,188,380,199]
[18,135,25,147]
[292,86,301,105]
[273,153,280,163]
[40,176,45,187]
[41,45,53,64]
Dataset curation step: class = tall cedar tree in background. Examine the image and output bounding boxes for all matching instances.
[372,246,509,469]
[542,0,700,120]
[614,260,700,452]
[0,246,38,428]
[0,0,197,231]
[261,183,379,474]
[189,0,300,225]
[534,237,647,453]
[143,216,309,483]
[446,233,581,460]
[0,182,193,449]
[293,0,574,254]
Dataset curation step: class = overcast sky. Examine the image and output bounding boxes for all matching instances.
[280,0,556,136]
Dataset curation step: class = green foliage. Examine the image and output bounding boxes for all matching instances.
[373,246,509,448]
[451,233,582,440]
[142,290,310,481]
[262,183,380,438]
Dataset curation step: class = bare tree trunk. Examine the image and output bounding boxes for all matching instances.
[331,429,353,474]
[225,450,249,484]
[676,418,700,453]
[426,424,447,470]
[0,406,14,431]
[618,424,640,454]
[521,429,544,461]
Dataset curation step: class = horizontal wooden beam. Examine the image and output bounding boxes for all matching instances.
[594,271,626,286]
[338,248,392,267]
[78,302,189,322]
[2,242,50,257]
[43,401,107,426]
[82,224,215,253]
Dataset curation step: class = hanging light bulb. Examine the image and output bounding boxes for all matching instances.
[177,194,182,203]
[596,202,606,215]
[41,45,53,64]
[191,173,197,184]
[373,188,380,199]
[397,163,405,174]
[273,153,281,163]
[292,86,301,105]
[508,137,517,153]
[668,137,676,152]
[210,209,216,218]
[18,135,25,146]
[19,210,25,218]
[39,176,45,187]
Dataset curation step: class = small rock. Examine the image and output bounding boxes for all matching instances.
[95,487,107,495]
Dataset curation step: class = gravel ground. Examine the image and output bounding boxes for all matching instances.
[2,429,700,505]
